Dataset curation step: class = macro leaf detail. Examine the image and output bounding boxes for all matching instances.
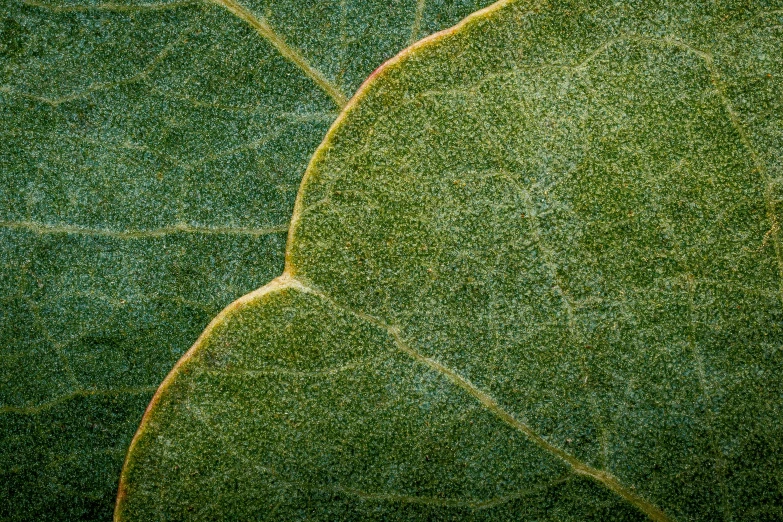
[118,0,783,520]
[0,0,493,518]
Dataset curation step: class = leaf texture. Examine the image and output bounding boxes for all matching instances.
[118,0,783,520]
[0,0,493,519]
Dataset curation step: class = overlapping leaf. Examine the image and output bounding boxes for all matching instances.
[0,0,493,518]
[118,0,783,519]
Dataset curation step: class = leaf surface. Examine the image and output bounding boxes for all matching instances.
[118,0,783,519]
[0,0,493,518]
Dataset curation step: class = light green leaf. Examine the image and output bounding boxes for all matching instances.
[0,0,493,518]
[118,0,783,519]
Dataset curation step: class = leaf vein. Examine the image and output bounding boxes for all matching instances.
[207,0,348,107]
[0,386,157,414]
[20,0,197,12]
[283,276,674,522]
[203,353,392,378]
[0,221,289,238]
[253,461,574,510]
[0,29,188,106]
[25,295,81,389]
[409,0,427,44]
[685,275,732,521]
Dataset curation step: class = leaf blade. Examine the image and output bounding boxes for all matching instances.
[0,0,494,518]
[119,0,783,519]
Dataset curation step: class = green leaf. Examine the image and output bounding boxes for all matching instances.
[0,0,494,519]
[118,0,783,519]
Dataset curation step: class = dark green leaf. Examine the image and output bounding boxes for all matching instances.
[0,0,492,518]
[119,0,783,519]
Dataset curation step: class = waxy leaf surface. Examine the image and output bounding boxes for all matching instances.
[119,0,783,520]
[0,0,492,518]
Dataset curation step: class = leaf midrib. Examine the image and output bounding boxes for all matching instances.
[279,275,674,522]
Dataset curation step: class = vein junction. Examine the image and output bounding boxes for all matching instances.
[207,0,349,107]
[276,275,674,522]
[16,0,349,107]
